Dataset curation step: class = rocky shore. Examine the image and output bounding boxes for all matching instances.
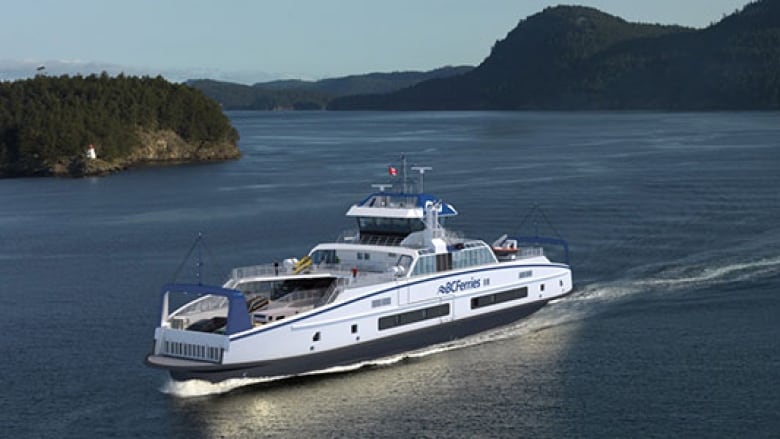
[40,129,240,178]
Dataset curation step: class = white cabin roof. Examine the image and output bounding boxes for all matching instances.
[346,192,457,219]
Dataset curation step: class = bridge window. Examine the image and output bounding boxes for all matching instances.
[357,217,425,235]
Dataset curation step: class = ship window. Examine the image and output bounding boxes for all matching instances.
[313,332,320,342]
[371,297,392,308]
[471,287,528,309]
[451,244,499,269]
[541,284,545,292]
[311,249,338,264]
[378,304,450,330]
[351,324,358,334]
[357,217,425,235]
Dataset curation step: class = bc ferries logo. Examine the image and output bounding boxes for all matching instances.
[438,278,481,295]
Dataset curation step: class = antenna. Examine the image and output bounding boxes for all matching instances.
[371,183,393,192]
[411,166,432,193]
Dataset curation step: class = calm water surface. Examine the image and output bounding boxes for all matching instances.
[1,111,779,438]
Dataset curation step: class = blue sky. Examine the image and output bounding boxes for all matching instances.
[2,0,749,83]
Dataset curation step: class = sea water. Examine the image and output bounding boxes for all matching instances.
[1,111,778,438]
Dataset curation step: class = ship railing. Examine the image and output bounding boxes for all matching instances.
[316,277,348,307]
[274,288,327,304]
[170,294,228,319]
[336,230,405,247]
[228,261,399,288]
[518,247,544,258]
[336,229,360,243]
[313,263,400,288]
[347,269,398,288]
[337,229,465,247]
[229,263,292,281]
[507,235,570,266]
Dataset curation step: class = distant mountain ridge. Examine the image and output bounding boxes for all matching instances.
[330,0,780,110]
[188,66,472,110]
[255,66,473,96]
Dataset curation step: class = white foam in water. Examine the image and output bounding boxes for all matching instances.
[159,350,457,398]
[564,255,780,314]
[160,375,291,398]
[637,255,780,290]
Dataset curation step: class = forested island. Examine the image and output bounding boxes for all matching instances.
[0,74,240,178]
[328,0,780,110]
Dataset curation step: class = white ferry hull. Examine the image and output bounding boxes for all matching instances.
[148,296,551,383]
[147,260,572,382]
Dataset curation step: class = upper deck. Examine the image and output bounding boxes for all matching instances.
[346,192,457,219]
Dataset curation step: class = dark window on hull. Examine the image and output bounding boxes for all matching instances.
[471,287,528,309]
[378,304,450,331]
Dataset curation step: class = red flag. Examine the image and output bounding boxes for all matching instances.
[388,166,398,176]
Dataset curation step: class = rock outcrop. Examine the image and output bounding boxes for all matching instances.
[48,129,240,177]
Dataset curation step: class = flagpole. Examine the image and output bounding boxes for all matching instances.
[401,153,407,193]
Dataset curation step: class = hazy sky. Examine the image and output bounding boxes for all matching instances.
[2,0,749,83]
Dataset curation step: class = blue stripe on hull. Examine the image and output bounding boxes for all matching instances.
[166,299,548,382]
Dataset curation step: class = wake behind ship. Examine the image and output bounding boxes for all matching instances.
[146,163,573,383]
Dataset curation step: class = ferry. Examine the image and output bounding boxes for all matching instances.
[145,163,573,383]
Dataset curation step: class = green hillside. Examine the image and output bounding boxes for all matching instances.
[0,74,240,177]
[188,66,472,110]
[329,0,780,110]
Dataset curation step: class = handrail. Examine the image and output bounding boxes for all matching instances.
[507,235,570,266]
[160,283,252,335]
[228,262,399,288]
[317,278,347,307]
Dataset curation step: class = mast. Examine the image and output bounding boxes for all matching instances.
[411,166,432,193]
[196,232,203,286]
